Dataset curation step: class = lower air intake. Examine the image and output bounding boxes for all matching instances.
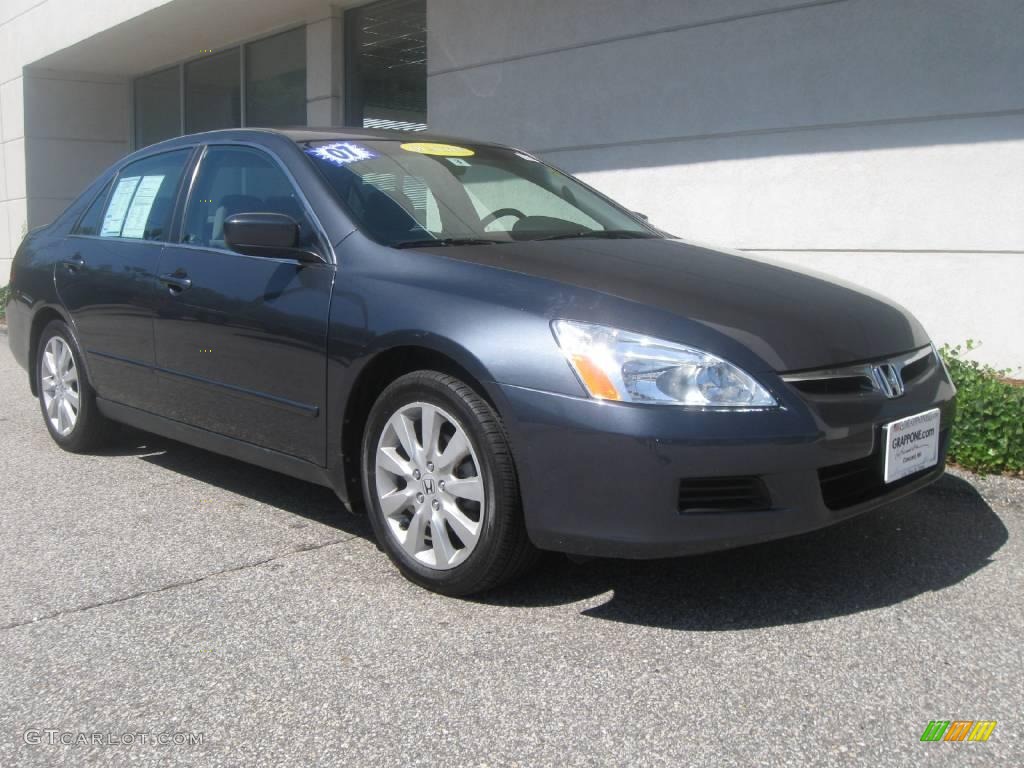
[818,429,949,510]
[678,477,771,514]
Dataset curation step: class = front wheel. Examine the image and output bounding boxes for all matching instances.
[361,371,537,596]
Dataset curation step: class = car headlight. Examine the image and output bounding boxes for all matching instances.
[552,320,777,408]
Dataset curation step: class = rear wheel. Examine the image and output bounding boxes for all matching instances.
[35,320,111,452]
[361,371,537,596]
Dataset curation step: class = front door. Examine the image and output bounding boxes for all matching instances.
[55,149,193,411]
[153,144,334,464]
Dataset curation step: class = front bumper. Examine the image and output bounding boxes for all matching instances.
[498,360,955,558]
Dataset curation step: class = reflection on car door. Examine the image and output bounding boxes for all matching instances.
[153,144,334,464]
[55,149,194,412]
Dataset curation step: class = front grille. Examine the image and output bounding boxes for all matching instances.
[789,375,874,396]
[678,476,771,514]
[900,350,935,384]
[818,429,949,510]
[783,346,936,399]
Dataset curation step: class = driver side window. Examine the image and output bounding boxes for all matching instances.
[182,146,315,250]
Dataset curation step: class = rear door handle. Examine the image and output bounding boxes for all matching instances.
[61,254,85,271]
[159,272,192,293]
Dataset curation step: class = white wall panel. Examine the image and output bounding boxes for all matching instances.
[428,0,802,73]
[430,0,1024,151]
[428,0,1024,367]
[24,73,129,142]
[558,119,1024,253]
[1,77,25,142]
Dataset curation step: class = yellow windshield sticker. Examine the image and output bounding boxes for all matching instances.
[400,142,475,157]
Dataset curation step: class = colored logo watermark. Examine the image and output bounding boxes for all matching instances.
[920,720,996,742]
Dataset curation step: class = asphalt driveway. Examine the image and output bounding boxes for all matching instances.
[0,336,1021,766]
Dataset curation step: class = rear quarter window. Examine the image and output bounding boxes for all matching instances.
[73,180,112,236]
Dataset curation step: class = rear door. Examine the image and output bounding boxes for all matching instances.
[153,144,334,464]
[55,148,194,411]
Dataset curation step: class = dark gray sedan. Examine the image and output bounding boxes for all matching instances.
[6,128,955,595]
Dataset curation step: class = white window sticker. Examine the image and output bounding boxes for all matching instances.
[120,175,165,239]
[447,157,471,167]
[100,176,141,237]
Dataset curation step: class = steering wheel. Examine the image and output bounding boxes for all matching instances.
[480,208,526,229]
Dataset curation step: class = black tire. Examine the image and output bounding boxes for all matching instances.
[35,319,111,453]
[361,370,538,596]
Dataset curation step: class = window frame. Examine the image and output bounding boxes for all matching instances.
[175,141,335,264]
[68,146,199,245]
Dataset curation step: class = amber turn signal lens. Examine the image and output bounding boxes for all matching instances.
[570,354,621,401]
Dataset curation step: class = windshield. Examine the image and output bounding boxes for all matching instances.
[299,138,658,247]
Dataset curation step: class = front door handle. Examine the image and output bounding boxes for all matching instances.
[61,254,85,271]
[159,271,192,293]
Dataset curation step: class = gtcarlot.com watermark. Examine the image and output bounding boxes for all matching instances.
[24,729,204,747]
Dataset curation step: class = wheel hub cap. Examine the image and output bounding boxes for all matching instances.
[40,336,80,437]
[375,402,486,571]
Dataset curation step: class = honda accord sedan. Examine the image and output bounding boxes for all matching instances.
[6,128,955,595]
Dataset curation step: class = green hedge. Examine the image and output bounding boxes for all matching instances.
[940,342,1024,475]
[0,284,9,322]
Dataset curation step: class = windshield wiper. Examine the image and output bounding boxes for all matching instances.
[531,230,658,242]
[393,237,505,249]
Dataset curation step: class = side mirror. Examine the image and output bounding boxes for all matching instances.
[223,213,324,263]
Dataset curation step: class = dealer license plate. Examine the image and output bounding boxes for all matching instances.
[883,408,941,483]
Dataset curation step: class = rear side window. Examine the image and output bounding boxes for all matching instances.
[98,150,191,241]
[74,180,112,236]
[181,145,316,250]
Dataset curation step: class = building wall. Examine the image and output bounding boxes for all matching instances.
[428,0,1024,370]
[0,0,340,287]
[2,0,1020,371]
[23,70,132,229]
[0,0,169,286]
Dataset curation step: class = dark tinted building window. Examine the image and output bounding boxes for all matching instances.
[345,0,427,131]
[185,50,241,133]
[134,66,181,148]
[245,27,307,127]
[98,150,191,241]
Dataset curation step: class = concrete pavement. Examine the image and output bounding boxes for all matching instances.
[0,337,1020,766]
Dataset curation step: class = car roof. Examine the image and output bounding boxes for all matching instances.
[279,126,512,149]
[132,126,516,158]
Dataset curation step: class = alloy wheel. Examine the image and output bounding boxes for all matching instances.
[374,401,486,570]
[40,336,80,437]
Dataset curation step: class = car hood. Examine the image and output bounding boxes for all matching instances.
[430,237,929,372]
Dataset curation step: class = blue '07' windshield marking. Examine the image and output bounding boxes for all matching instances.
[306,142,377,166]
